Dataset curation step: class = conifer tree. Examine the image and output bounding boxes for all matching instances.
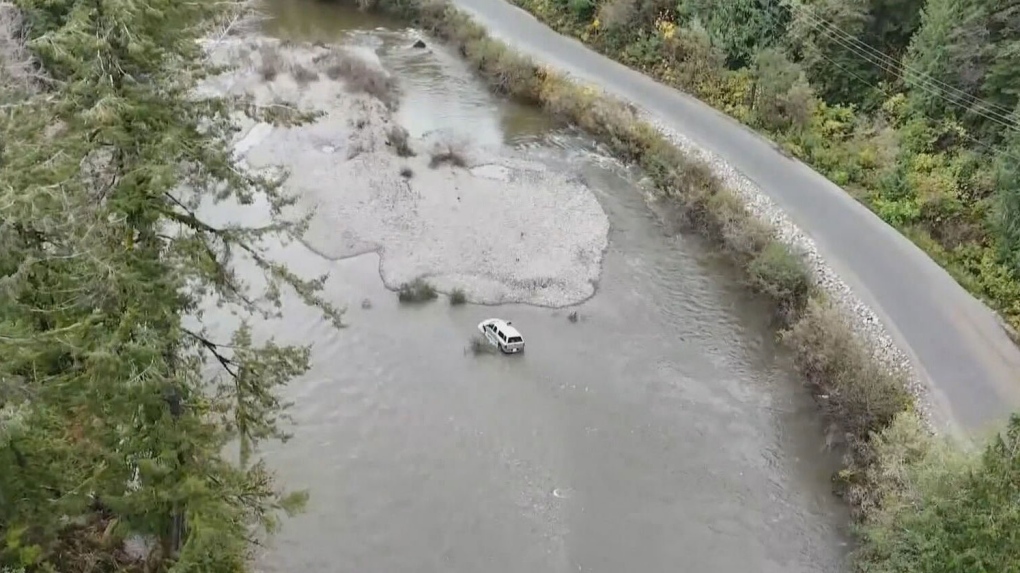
[0,0,341,570]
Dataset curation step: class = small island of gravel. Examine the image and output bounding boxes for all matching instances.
[200,36,610,307]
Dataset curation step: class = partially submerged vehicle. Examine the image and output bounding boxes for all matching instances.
[477,318,525,354]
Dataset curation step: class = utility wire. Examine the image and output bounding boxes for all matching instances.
[793,2,1015,116]
[791,3,1019,127]
[786,22,1020,163]
[762,0,1020,132]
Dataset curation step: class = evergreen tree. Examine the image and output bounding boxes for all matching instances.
[994,107,1020,276]
[786,0,878,104]
[0,0,341,570]
[854,415,1020,573]
[786,0,924,106]
[903,0,1020,140]
[678,0,791,69]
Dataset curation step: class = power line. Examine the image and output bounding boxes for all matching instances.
[786,23,1020,163]
[764,0,1020,132]
[790,3,1019,126]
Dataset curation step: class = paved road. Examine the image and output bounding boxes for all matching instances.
[452,0,1020,437]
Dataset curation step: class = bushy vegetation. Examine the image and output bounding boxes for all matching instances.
[428,143,468,168]
[290,62,320,84]
[344,0,1019,570]
[387,124,416,157]
[852,412,1020,573]
[0,0,343,570]
[783,299,911,447]
[397,277,439,302]
[511,0,1020,335]
[318,47,400,108]
[448,288,468,305]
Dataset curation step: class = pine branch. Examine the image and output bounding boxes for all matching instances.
[183,328,239,381]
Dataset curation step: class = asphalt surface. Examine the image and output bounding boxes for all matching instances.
[452,0,1020,437]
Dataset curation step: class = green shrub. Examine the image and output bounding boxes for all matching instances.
[853,413,1020,573]
[290,63,320,84]
[397,277,438,302]
[566,0,595,20]
[449,288,467,305]
[747,240,812,319]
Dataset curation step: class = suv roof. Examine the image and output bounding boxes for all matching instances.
[483,318,522,339]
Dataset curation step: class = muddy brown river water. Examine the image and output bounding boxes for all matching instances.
[203,1,854,571]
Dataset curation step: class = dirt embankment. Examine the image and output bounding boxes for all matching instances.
[199,36,610,307]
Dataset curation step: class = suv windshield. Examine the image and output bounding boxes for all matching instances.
[507,336,523,344]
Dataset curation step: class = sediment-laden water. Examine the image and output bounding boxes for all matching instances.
[199,1,853,571]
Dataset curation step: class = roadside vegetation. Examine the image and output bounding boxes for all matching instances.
[343,0,1018,570]
[1,0,345,571]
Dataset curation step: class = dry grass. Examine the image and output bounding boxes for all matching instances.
[290,63,319,85]
[318,49,399,109]
[782,298,911,445]
[597,0,638,30]
[386,125,415,157]
[846,411,949,518]
[428,144,467,168]
[258,45,283,81]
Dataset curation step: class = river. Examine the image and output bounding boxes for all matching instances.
[206,1,853,571]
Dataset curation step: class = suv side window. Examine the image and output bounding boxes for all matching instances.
[498,330,506,341]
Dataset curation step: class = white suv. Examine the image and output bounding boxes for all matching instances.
[477,318,525,354]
